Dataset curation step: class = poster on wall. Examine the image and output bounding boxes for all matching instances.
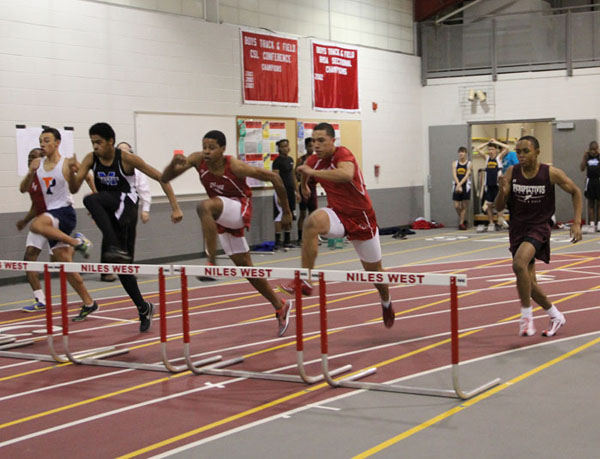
[238,119,288,187]
[15,125,74,176]
[311,40,359,112]
[241,30,299,105]
[297,121,341,155]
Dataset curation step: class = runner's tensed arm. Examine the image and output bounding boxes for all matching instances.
[550,166,582,243]
[494,165,513,213]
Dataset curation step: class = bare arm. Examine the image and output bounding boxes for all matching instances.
[297,160,355,183]
[19,157,41,193]
[231,158,292,228]
[67,153,94,193]
[475,141,489,157]
[491,138,510,159]
[16,204,36,231]
[550,166,582,242]
[494,166,513,212]
[161,152,204,183]
[580,151,588,172]
[451,160,460,185]
[125,152,183,223]
[84,172,97,193]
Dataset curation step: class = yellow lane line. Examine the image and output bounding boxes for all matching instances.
[350,335,600,459]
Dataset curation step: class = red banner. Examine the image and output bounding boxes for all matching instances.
[241,30,298,105]
[311,41,359,112]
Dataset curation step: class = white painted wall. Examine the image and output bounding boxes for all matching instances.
[421,69,600,218]
[0,0,423,213]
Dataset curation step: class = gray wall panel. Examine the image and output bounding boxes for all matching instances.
[0,186,423,283]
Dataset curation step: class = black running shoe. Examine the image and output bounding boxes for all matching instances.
[139,302,154,332]
[104,246,132,264]
[72,301,99,322]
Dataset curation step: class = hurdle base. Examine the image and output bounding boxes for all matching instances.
[326,363,501,400]
[0,335,17,345]
[0,338,35,350]
[297,350,353,384]
[165,343,223,373]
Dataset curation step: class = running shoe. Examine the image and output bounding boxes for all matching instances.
[196,262,217,282]
[22,301,45,312]
[276,300,292,337]
[278,279,313,297]
[72,301,99,322]
[283,242,295,249]
[487,223,496,232]
[104,246,132,264]
[542,314,566,337]
[381,302,395,328]
[459,223,467,231]
[101,273,117,282]
[74,232,93,259]
[519,316,536,337]
[139,302,154,332]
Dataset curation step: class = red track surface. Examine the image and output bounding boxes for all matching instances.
[1,252,599,457]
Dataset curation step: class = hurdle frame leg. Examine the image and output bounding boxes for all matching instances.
[181,268,344,383]
[321,275,500,399]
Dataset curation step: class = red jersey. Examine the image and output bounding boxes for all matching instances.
[28,175,47,215]
[197,156,252,236]
[306,147,378,240]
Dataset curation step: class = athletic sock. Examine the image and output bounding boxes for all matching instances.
[521,306,533,318]
[546,305,561,319]
[382,299,391,308]
[275,232,282,245]
[33,289,45,304]
[298,229,303,242]
[284,231,291,244]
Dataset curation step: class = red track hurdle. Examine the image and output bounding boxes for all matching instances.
[174,264,351,384]
[316,269,500,399]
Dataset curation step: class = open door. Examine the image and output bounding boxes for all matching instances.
[552,120,597,222]
[429,125,469,227]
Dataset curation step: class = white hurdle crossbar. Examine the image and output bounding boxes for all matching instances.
[315,269,500,399]
[174,265,351,384]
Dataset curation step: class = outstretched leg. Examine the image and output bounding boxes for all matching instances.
[196,198,223,264]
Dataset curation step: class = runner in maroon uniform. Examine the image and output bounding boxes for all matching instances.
[495,135,582,337]
[162,130,294,336]
[279,122,394,328]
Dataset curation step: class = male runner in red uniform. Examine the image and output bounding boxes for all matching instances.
[279,122,394,328]
[162,130,294,336]
[495,135,582,337]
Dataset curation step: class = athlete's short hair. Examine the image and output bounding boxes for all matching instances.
[41,126,61,141]
[276,139,289,149]
[458,146,467,153]
[313,122,335,138]
[204,130,226,147]
[89,122,116,142]
[305,137,313,148]
[518,135,540,150]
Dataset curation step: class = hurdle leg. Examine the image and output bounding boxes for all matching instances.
[449,276,501,399]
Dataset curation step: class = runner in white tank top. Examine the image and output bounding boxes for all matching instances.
[18,127,97,314]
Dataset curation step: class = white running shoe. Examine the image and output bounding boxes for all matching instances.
[488,223,496,232]
[476,224,485,233]
[519,316,536,337]
[596,222,600,232]
[542,314,566,337]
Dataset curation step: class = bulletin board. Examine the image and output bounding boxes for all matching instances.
[297,119,362,168]
[236,116,297,187]
[134,111,236,196]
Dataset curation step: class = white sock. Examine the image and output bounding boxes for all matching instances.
[546,305,561,319]
[520,306,533,318]
[382,299,391,308]
[33,289,45,304]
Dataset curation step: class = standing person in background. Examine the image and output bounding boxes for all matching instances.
[495,135,582,337]
[296,137,318,245]
[580,141,600,231]
[99,141,153,282]
[451,146,472,230]
[66,122,183,331]
[272,139,298,250]
[280,122,395,329]
[476,138,509,231]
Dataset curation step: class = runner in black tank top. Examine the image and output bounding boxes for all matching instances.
[580,140,600,230]
[495,136,582,338]
[66,122,183,331]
